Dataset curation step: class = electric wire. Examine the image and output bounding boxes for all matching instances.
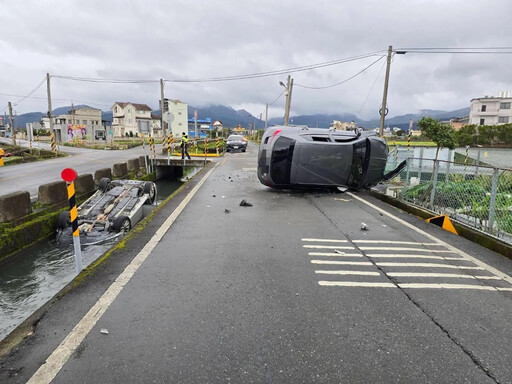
[295,56,384,89]
[51,51,386,85]
[12,77,47,107]
[358,56,387,115]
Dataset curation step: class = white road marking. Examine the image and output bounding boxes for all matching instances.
[398,283,497,290]
[348,192,512,285]
[311,260,373,266]
[366,254,454,260]
[353,240,443,246]
[315,270,380,276]
[26,162,222,384]
[497,287,512,291]
[304,245,355,250]
[376,262,484,270]
[359,247,455,253]
[308,252,363,257]
[302,238,348,243]
[319,281,396,287]
[387,272,500,280]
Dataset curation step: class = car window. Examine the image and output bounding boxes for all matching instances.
[228,135,244,140]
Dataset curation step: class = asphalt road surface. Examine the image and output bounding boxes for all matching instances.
[0,138,154,197]
[1,143,512,383]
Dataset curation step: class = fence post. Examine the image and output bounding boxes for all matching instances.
[401,159,411,198]
[475,148,481,176]
[418,147,424,182]
[429,160,439,211]
[487,168,499,232]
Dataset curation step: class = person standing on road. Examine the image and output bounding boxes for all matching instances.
[181,132,191,160]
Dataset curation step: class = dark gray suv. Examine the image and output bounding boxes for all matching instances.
[257,126,405,190]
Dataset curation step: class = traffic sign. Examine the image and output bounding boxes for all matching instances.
[61,168,77,182]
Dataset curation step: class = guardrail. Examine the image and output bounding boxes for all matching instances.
[383,153,512,245]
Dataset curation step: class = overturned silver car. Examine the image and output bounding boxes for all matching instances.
[57,178,157,245]
[257,126,405,190]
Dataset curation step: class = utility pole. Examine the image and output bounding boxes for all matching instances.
[379,45,393,137]
[160,79,166,137]
[283,75,294,126]
[265,103,268,130]
[8,102,15,145]
[259,113,262,130]
[46,73,56,146]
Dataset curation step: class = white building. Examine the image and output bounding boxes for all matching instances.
[112,102,153,137]
[163,99,188,138]
[469,91,512,126]
[40,106,107,142]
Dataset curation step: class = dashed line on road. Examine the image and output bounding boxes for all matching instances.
[353,240,444,246]
[315,270,380,276]
[303,245,355,250]
[308,252,363,257]
[302,238,349,243]
[359,247,456,253]
[375,262,484,270]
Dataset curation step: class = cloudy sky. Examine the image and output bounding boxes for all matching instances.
[1,0,512,122]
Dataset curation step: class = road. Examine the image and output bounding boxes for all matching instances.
[0,138,158,197]
[1,143,512,383]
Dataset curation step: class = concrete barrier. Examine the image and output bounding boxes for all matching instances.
[112,162,128,178]
[139,155,147,168]
[74,174,95,195]
[0,191,32,223]
[127,158,140,172]
[38,181,68,205]
[94,168,112,184]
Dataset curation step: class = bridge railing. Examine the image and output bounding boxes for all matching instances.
[382,153,512,245]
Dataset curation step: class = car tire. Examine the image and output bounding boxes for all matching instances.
[57,211,70,229]
[98,177,111,192]
[112,216,131,232]
[143,182,157,205]
[242,148,246,152]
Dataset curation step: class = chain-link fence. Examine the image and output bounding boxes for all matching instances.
[382,147,512,245]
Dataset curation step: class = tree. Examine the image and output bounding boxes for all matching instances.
[416,117,457,204]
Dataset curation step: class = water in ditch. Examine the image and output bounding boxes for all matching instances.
[0,178,182,342]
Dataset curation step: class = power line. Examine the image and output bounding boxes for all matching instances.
[50,51,386,85]
[12,77,47,107]
[295,56,384,89]
[358,57,387,115]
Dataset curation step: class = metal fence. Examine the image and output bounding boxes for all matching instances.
[382,147,512,245]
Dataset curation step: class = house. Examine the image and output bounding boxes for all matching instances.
[160,99,188,138]
[469,92,512,126]
[40,106,107,142]
[329,120,357,131]
[112,102,153,137]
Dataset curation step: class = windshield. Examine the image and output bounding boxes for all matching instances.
[227,135,244,141]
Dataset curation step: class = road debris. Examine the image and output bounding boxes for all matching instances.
[334,250,346,255]
[224,209,230,213]
[361,222,368,230]
[100,328,109,335]
[239,199,253,207]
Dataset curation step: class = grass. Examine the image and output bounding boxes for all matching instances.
[386,140,437,146]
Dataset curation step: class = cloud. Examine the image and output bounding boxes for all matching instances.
[2,0,512,122]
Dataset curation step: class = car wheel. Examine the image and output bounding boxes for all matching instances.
[242,148,246,152]
[98,177,111,192]
[112,216,131,233]
[57,211,70,229]
[143,182,157,205]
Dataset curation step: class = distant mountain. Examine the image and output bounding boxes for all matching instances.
[12,104,470,131]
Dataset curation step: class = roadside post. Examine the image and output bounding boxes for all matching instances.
[0,148,4,167]
[50,132,56,153]
[464,145,469,171]
[141,133,145,149]
[204,137,208,165]
[216,137,220,155]
[167,134,172,165]
[61,168,83,273]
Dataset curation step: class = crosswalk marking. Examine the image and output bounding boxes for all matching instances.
[398,283,497,290]
[366,254,457,260]
[376,262,484,270]
[387,272,501,280]
[353,240,443,246]
[308,252,363,257]
[311,260,373,266]
[315,270,380,276]
[303,245,355,250]
[302,236,510,292]
[319,281,396,288]
[302,238,348,243]
[359,247,456,253]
